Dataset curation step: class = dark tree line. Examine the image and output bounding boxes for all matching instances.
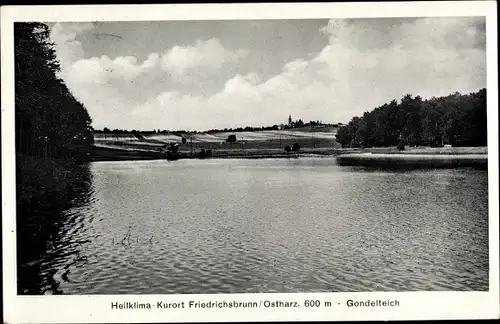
[204,120,336,133]
[208,125,281,133]
[15,22,94,161]
[335,89,487,148]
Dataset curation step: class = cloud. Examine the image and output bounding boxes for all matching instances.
[50,22,94,72]
[161,38,248,78]
[51,23,247,84]
[51,18,486,131]
[50,23,249,127]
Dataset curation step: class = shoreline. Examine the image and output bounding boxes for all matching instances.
[90,145,488,162]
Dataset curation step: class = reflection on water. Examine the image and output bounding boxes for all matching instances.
[19,158,489,294]
[17,162,95,295]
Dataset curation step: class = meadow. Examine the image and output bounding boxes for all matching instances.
[93,127,341,157]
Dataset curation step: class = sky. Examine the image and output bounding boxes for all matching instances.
[48,17,486,131]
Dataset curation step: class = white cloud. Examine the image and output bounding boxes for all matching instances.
[51,23,247,84]
[50,23,250,128]
[51,18,486,131]
[161,38,248,77]
[50,22,94,72]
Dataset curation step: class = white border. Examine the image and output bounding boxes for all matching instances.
[2,2,499,323]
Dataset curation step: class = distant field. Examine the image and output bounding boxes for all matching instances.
[94,134,138,141]
[94,127,340,151]
[194,130,338,142]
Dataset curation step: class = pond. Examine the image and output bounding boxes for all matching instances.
[20,158,489,294]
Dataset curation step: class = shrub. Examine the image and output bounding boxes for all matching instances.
[166,151,179,160]
[284,145,291,152]
[226,134,237,143]
[206,149,212,157]
[181,137,187,144]
[169,143,179,153]
[198,149,207,158]
[292,143,300,151]
[397,141,405,151]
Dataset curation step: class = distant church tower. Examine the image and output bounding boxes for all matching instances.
[288,114,292,128]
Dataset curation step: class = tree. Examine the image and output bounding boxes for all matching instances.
[335,125,351,148]
[399,94,423,146]
[335,89,486,148]
[226,134,237,143]
[15,22,93,160]
[168,143,179,153]
[292,143,300,151]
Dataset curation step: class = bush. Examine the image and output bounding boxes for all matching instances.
[397,141,405,151]
[165,151,179,160]
[169,143,179,153]
[181,137,187,144]
[198,149,213,158]
[284,145,291,152]
[292,143,300,151]
[226,134,237,143]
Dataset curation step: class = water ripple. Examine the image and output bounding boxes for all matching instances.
[32,159,488,294]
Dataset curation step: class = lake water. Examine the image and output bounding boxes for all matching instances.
[26,158,489,294]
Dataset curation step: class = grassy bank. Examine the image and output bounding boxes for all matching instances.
[91,145,177,161]
[91,144,488,162]
[336,146,487,155]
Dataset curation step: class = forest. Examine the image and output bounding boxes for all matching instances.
[335,89,487,148]
[15,22,94,160]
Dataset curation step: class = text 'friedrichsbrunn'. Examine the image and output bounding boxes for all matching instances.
[111,299,400,310]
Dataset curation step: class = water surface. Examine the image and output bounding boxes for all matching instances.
[25,158,489,294]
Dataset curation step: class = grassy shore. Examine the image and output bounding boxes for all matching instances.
[91,145,172,161]
[337,146,487,155]
[91,143,488,162]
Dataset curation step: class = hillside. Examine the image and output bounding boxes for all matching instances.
[93,126,341,153]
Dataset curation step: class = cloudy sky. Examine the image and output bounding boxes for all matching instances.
[49,18,486,131]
